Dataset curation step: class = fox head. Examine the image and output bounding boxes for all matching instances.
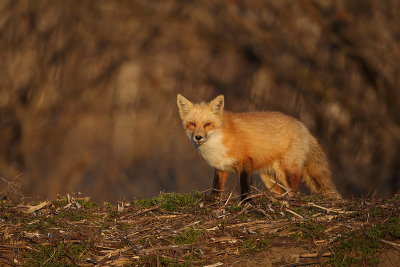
[177,94,224,146]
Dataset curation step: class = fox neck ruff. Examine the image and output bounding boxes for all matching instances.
[196,131,236,171]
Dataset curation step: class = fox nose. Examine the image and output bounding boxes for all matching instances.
[195,135,203,141]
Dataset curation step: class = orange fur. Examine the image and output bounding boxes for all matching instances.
[177,94,341,199]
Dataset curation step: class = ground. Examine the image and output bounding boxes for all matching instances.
[0,191,399,266]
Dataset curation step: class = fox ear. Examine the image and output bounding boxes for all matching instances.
[209,95,224,115]
[177,94,193,119]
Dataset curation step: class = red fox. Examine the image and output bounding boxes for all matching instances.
[177,94,341,200]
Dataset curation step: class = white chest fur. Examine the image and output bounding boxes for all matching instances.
[197,131,236,171]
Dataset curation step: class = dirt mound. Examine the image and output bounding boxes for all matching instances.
[1,1,400,201]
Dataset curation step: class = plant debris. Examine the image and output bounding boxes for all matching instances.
[0,192,399,266]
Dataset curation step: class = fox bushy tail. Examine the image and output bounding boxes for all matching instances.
[303,138,341,198]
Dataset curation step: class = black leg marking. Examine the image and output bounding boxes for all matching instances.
[240,170,253,201]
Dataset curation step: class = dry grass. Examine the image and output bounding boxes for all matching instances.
[0,192,399,266]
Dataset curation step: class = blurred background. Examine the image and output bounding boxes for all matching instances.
[0,0,399,202]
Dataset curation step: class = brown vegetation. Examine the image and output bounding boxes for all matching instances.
[0,1,399,201]
[0,192,399,266]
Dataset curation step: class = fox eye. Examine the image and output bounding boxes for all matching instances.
[188,122,196,127]
[204,122,212,127]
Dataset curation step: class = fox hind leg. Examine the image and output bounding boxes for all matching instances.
[286,171,301,194]
[260,163,294,196]
[260,173,287,195]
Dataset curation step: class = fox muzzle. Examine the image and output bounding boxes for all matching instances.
[192,134,206,145]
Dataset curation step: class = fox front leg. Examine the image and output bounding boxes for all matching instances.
[211,169,228,197]
[240,170,253,201]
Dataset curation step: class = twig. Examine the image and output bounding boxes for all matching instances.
[185,220,201,228]
[286,209,304,219]
[281,262,321,267]
[274,183,292,198]
[268,180,289,192]
[136,206,159,214]
[199,188,212,194]
[121,236,140,255]
[210,237,238,244]
[307,203,350,214]
[223,192,233,206]
[291,227,316,242]
[64,250,80,266]
[251,206,271,219]
[238,193,264,205]
[19,201,51,213]
[300,252,332,258]
[380,239,400,251]
[140,242,200,253]
[0,254,17,267]
[42,248,56,265]
[203,262,223,267]
[229,204,251,221]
